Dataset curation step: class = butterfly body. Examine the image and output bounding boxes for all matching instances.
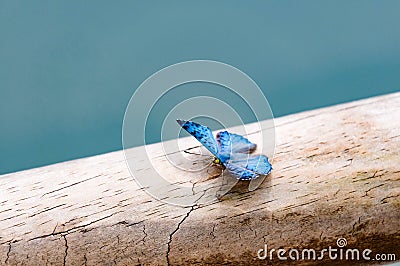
[177,119,272,181]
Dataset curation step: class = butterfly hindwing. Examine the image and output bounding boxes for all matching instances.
[177,120,219,157]
[241,155,272,175]
[225,154,272,180]
[216,131,257,163]
[225,162,259,180]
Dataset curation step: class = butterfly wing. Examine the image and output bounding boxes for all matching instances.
[225,154,272,180]
[177,120,219,158]
[216,131,257,162]
[224,162,259,180]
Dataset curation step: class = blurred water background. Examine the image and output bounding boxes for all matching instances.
[0,1,399,174]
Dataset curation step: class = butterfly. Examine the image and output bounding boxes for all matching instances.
[177,119,272,191]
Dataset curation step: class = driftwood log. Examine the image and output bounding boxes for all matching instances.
[1,92,399,265]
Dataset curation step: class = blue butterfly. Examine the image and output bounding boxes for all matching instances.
[177,120,272,183]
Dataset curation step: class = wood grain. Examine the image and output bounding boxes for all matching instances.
[1,92,399,265]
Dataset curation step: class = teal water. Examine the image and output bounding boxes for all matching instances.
[1,1,399,174]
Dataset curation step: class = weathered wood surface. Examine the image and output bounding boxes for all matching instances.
[1,92,399,265]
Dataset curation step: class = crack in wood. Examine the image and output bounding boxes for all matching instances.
[166,206,195,266]
[4,240,12,264]
[62,234,68,266]
[40,174,102,198]
[28,212,118,241]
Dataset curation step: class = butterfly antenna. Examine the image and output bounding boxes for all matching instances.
[183,150,210,157]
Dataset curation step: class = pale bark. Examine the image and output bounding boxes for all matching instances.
[1,92,399,265]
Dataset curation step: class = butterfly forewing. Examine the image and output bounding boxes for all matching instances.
[177,120,219,158]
